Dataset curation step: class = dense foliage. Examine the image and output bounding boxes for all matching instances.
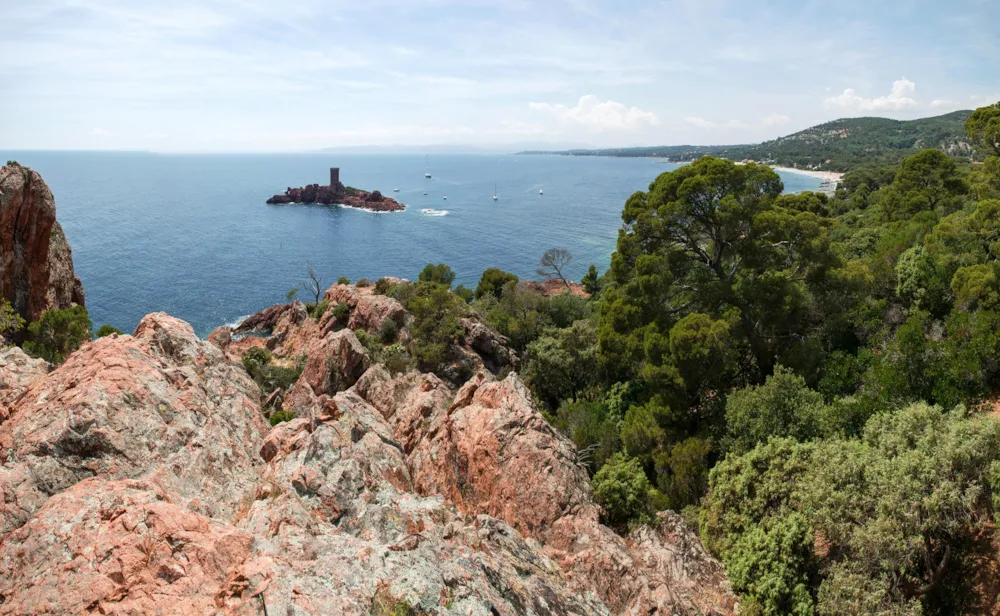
[23,305,91,364]
[493,101,1000,613]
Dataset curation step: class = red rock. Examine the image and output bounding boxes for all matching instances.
[355,369,738,615]
[0,346,47,415]
[523,278,591,298]
[0,478,257,615]
[0,164,85,326]
[208,325,232,349]
[0,313,268,536]
[324,283,407,334]
[0,300,735,614]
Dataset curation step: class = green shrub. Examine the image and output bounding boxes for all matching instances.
[242,346,273,372]
[417,263,455,288]
[620,402,667,461]
[269,410,295,426]
[286,287,299,301]
[241,347,303,396]
[654,436,712,510]
[331,302,350,324]
[724,366,825,455]
[551,399,620,473]
[307,299,329,319]
[382,343,413,375]
[592,452,653,530]
[96,324,123,337]
[379,318,399,343]
[581,263,600,294]
[337,276,351,285]
[23,305,91,364]
[0,299,25,340]
[354,329,382,359]
[724,514,816,616]
[454,284,474,303]
[475,268,518,299]
[5,160,18,167]
[543,291,590,328]
[385,281,418,307]
[374,277,391,295]
[408,283,466,373]
[522,319,599,410]
[356,278,371,287]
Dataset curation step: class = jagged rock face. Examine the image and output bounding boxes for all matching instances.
[0,299,736,614]
[0,313,267,536]
[0,164,85,324]
[325,283,407,334]
[355,368,739,615]
[0,478,257,615]
[0,346,47,413]
[239,391,611,615]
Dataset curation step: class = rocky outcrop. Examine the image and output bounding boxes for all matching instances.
[0,313,267,536]
[0,163,85,325]
[0,346,47,413]
[460,316,518,374]
[355,368,739,615]
[524,278,591,298]
[0,478,257,615]
[325,283,407,333]
[0,294,735,613]
[267,184,404,212]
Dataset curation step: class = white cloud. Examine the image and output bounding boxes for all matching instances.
[684,116,716,128]
[761,113,790,126]
[930,99,961,109]
[90,127,110,137]
[824,78,918,112]
[970,94,1000,105]
[529,95,660,131]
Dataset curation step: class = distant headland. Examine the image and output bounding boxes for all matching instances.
[266,167,405,212]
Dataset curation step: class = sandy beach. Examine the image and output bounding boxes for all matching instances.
[770,166,844,183]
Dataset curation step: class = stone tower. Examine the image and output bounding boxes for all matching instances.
[330,168,340,187]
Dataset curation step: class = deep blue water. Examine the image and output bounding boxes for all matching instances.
[0,152,822,336]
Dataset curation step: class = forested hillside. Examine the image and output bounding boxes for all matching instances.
[438,101,1000,614]
[524,110,976,172]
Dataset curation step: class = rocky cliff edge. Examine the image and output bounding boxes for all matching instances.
[0,282,736,615]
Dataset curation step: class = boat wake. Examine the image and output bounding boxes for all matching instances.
[421,208,449,217]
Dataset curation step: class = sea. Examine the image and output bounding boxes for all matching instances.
[0,152,823,336]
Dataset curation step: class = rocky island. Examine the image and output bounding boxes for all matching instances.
[267,167,405,212]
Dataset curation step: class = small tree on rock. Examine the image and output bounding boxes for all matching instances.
[304,264,323,306]
[537,248,573,291]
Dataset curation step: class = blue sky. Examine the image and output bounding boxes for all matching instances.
[2,0,998,151]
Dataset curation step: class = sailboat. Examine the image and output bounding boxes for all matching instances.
[424,155,432,178]
[493,182,498,201]
[539,189,544,195]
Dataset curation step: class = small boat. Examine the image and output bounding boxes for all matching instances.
[493,182,498,201]
[443,195,447,200]
[425,173,432,179]
[393,188,399,192]
[423,191,428,196]
[424,155,431,178]
[539,189,544,195]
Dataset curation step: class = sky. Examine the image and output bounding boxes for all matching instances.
[2,0,998,152]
